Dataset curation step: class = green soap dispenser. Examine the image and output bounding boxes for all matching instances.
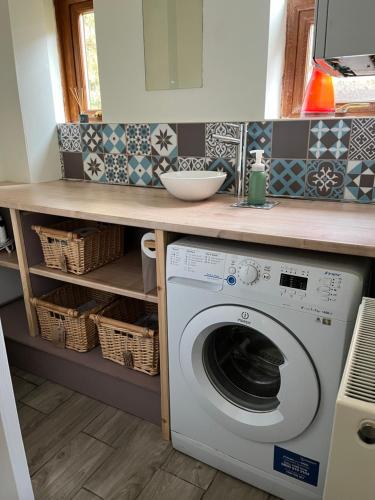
[248,149,266,205]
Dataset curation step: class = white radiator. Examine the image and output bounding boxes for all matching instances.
[324,297,375,500]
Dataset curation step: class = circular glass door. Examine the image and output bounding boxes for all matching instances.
[180,305,320,443]
[203,325,284,412]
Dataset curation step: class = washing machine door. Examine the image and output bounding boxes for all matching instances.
[180,305,320,443]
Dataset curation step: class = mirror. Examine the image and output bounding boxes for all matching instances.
[142,0,203,91]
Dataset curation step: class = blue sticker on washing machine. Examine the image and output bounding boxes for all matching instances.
[273,446,319,487]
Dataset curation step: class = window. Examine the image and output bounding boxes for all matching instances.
[54,0,101,122]
[282,0,375,117]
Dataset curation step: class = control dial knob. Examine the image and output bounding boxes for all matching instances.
[237,260,259,285]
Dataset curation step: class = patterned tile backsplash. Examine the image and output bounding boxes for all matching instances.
[57,118,375,203]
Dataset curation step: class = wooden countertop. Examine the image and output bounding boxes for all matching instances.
[0,180,374,257]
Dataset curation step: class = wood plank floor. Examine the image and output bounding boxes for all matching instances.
[12,368,280,500]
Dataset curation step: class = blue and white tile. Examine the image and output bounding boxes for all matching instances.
[305,160,346,199]
[83,152,106,181]
[207,158,236,193]
[126,124,151,155]
[150,123,177,157]
[102,124,126,154]
[128,155,153,186]
[152,156,177,187]
[81,124,103,153]
[178,157,207,171]
[348,119,375,160]
[247,121,272,158]
[104,154,128,184]
[57,124,81,152]
[308,119,351,160]
[269,159,306,197]
[345,160,375,203]
[206,123,240,159]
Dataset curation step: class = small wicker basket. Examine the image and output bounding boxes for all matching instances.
[92,297,159,376]
[32,220,124,275]
[31,284,115,352]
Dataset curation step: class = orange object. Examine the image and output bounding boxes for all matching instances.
[301,67,335,115]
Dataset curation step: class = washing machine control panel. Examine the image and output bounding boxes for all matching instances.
[167,241,367,321]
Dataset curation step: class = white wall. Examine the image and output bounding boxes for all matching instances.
[0,0,30,183]
[7,0,61,183]
[95,0,272,123]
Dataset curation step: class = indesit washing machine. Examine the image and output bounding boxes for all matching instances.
[166,237,369,500]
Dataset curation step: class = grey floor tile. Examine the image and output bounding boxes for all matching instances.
[11,366,46,386]
[138,469,203,500]
[12,375,36,400]
[21,381,73,414]
[32,433,113,500]
[84,405,140,448]
[23,393,106,475]
[203,471,273,500]
[84,420,172,500]
[163,450,216,490]
[17,404,45,438]
[72,489,103,500]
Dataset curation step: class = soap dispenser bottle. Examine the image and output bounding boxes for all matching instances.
[248,149,266,206]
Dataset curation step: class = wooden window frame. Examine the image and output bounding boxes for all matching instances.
[281,0,375,118]
[54,0,101,122]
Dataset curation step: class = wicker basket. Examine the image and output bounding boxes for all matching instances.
[32,220,124,275]
[31,284,115,352]
[92,297,159,375]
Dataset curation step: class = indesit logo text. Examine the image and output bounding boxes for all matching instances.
[238,311,251,325]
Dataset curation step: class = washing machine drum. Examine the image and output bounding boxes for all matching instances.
[180,305,320,443]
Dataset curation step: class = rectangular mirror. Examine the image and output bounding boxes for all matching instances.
[142,0,203,91]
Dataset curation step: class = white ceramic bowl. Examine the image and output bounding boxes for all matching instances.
[160,171,227,201]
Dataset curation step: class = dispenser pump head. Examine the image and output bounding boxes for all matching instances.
[250,149,265,171]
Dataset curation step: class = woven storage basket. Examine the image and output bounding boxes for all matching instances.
[31,284,115,352]
[92,297,159,375]
[32,220,124,275]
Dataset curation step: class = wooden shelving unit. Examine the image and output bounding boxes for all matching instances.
[0,251,19,270]
[29,251,158,303]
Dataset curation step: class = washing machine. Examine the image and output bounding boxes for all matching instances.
[167,237,369,500]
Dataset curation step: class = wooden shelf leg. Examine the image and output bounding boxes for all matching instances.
[155,229,171,440]
[10,209,39,337]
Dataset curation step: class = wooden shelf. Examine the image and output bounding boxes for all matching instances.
[0,251,19,270]
[2,299,161,424]
[29,251,158,303]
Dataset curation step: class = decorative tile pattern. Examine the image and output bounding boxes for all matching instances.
[345,160,375,203]
[305,160,346,199]
[104,154,128,184]
[177,123,205,157]
[81,124,103,153]
[58,124,81,152]
[247,122,272,158]
[62,152,84,180]
[207,158,236,193]
[269,160,306,197]
[151,124,177,157]
[128,155,153,186]
[126,124,151,155]
[308,119,351,160]
[83,152,105,181]
[177,157,206,171]
[349,119,375,160]
[152,156,177,187]
[245,158,271,195]
[206,123,239,159]
[102,124,126,154]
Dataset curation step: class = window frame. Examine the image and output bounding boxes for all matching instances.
[281,0,375,118]
[54,0,101,122]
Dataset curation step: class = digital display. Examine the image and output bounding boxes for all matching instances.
[279,273,308,290]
